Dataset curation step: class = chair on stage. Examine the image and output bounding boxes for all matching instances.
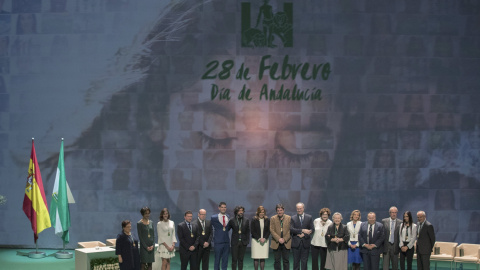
[476,250,480,270]
[106,239,116,246]
[454,244,480,270]
[77,241,106,248]
[430,241,458,270]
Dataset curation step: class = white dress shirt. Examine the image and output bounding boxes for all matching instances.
[218,213,229,226]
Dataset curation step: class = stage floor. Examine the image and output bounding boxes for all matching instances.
[0,248,469,270]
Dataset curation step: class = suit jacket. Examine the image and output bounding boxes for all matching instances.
[416,220,435,255]
[326,223,350,251]
[227,216,250,246]
[382,217,402,254]
[359,221,385,256]
[177,221,200,252]
[211,214,230,244]
[251,217,271,241]
[290,213,315,248]
[193,218,212,248]
[398,223,417,250]
[270,214,292,249]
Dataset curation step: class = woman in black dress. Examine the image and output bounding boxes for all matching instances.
[137,207,155,270]
[116,220,141,270]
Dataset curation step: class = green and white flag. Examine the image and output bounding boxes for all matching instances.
[49,139,75,244]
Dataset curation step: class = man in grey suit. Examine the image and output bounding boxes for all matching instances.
[416,211,435,270]
[290,202,314,270]
[383,206,402,270]
[359,212,385,270]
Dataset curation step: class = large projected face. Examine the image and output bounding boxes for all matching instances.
[162,54,333,215]
[2,0,480,248]
[142,1,480,230]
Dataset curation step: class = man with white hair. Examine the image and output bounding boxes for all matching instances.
[382,206,402,270]
[416,211,435,270]
[290,202,314,270]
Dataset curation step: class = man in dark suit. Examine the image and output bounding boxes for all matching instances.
[211,202,230,270]
[227,205,250,270]
[359,212,385,270]
[177,210,199,270]
[193,209,212,270]
[290,202,315,270]
[382,206,402,270]
[416,211,435,270]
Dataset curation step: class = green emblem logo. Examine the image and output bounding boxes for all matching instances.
[241,0,293,48]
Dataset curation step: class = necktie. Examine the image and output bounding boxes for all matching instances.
[223,215,226,227]
[368,224,373,244]
[299,215,303,225]
[389,220,394,244]
[188,222,191,231]
[202,221,205,230]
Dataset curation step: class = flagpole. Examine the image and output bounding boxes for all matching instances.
[53,138,73,259]
[25,138,48,259]
[29,240,46,258]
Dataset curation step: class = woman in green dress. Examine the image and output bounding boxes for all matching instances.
[137,207,155,270]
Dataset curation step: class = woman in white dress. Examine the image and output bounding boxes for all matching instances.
[154,208,176,270]
[347,210,362,270]
[250,206,270,270]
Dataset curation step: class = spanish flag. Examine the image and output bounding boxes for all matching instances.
[23,139,51,243]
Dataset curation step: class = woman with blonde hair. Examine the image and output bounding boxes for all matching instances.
[347,210,362,270]
[250,206,270,270]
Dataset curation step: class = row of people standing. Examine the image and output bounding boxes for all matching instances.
[116,204,435,270]
[311,206,435,270]
[115,207,171,270]
[116,204,271,270]
[161,204,270,270]
[380,207,436,270]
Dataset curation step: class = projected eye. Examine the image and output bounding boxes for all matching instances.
[202,132,236,149]
[274,131,313,165]
[199,106,236,149]
[277,144,313,163]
